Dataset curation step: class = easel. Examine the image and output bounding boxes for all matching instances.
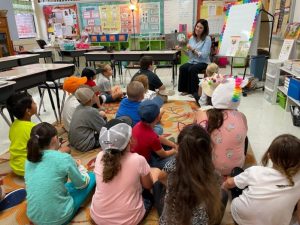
[242,8,274,96]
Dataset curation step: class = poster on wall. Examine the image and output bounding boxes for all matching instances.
[79,4,101,34]
[139,2,160,34]
[99,5,121,33]
[15,14,37,39]
[43,4,79,37]
[119,4,140,34]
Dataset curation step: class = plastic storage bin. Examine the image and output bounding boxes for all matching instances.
[287,78,300,101]
[277,91,287,109]
[265,73,276,90]
[264,86,277,104]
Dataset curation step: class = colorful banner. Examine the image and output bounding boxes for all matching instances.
[78,0,163,35]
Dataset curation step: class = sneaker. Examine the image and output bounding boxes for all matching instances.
[0,188,26,212]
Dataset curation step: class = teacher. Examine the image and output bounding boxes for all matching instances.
[178,19,211,95]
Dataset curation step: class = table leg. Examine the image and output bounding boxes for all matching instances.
[0,105,12,126]
[44,82,59,122]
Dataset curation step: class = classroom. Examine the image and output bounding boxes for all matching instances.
[0,0,300,224]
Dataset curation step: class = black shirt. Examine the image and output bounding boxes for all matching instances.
[132,69,163,91]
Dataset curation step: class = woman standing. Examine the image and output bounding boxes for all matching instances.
[178,19,211,95]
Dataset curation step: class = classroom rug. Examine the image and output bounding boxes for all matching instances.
[0,100,256,225]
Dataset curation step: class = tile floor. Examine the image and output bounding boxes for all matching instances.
[0,65,299,164]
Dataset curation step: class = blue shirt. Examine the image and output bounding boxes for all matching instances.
[116,98,141,126]
[188,36,211,64]
[25,150,88,225]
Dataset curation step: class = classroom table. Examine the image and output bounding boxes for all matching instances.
[0,67,49,125]
[0,81,16,125]
[84,50,180,87]
[60,47,105,68]
[14,63,75,122]
[0,54,40,71]
[0,57,18,71]
[28,49,53,63]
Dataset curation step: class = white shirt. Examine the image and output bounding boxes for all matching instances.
[232,166,300,225]
[143,90,156,100]
[61,95,80,132]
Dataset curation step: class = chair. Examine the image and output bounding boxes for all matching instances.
[123,63,141,87]
[37,61,74,123]
[36,39,47,49]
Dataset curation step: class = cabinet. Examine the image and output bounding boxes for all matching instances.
[0,16,13,57]
[264,59,284,104]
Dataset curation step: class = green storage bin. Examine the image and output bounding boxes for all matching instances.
[277,91,287,109]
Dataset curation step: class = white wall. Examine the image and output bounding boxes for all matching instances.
[0,0,19,41]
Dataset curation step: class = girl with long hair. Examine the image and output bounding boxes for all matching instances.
[158,124,223,225]
[178,19,212,95]
[194,78,248,176]
[25,122,95,225]
[90,119,157,225]
[223,134,300,225]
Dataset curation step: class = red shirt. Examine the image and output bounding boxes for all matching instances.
[131,122,162,161]
[85,79,99,95]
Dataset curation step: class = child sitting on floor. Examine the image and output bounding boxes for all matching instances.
[132,56,165,92]
[69,85,107,152]
[90,118,157,224]
[81,67,106,108]
[131,98,177,169]
[223,134,300,225]
[157,124,224,224]
[97,63,123,103]
[6,92,37,176]
[196,62,219,107]
[132,74,157,100]
[116,81,145,126]
[62,76,88,132]
[25,122,95,225]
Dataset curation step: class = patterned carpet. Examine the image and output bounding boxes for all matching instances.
[0,100,256,225]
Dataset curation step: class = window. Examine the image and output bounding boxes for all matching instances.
[13,0,37,39]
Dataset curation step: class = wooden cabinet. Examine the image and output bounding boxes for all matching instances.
[0,16,13,57]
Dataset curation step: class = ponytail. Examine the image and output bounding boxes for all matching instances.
[27,122,57,163]
[101,149,125,183]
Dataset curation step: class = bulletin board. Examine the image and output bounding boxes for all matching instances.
[218,1,261,57]
[43,4,79,37]
[199,0,225,35]
[78,0,163,35]
[78,4,101,34]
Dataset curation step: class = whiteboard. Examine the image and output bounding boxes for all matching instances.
[218,1,261,57]
[164,0,194,33]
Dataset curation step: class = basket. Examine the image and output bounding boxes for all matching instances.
[290,105,300,127]
[277,92,286,109]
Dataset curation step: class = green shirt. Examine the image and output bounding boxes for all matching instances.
[25,150,87,225]
[9,119,35,176]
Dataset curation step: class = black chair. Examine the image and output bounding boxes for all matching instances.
[37,61,74,123]
[36,39,47,49]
